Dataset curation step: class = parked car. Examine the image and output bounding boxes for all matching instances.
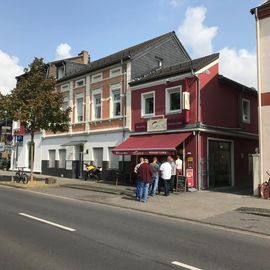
[0,158,10,170]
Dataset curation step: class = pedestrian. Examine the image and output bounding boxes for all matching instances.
[137,158,153,202]
[149,157,159,196]
[168,156,176,193]
[175,155,183,176]
[159,158,172,196]
[134,157,144,200]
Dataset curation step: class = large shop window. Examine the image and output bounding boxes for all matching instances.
[48,150,56,168]
[166,86,182,114]
[93,148,103,167]
[142,92,155,117]
[242,99,250,124]
[58,149,66,169]
[109,147,119,169]
[93,93,102,120]
[76,96,84,122]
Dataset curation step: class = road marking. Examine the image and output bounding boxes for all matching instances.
[171,261,202,270]
[19,213,76,232]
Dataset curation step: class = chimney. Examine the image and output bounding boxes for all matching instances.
[78,50,90,64]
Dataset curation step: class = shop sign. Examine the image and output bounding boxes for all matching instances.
[186,168,194,187]
[113,150,175,156]
[135,123,147,132]
[147,119,167,132]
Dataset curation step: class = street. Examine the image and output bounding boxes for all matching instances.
[0,186,270,270]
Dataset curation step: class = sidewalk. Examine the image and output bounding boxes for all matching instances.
[1,170,270,236]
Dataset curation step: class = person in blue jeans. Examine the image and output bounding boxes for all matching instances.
[137,158,153,202]
[134,157,144,200]
[149,157,160,196]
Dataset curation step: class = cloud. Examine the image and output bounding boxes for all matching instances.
[0,50,24,95]
[178,6,218,58]
[169,0,186,7]
[220,47,257,88]
[55,43,72,59]
[177,6,257,87]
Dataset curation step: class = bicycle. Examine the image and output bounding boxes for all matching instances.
[15,167,29,184]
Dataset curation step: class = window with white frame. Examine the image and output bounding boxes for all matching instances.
[75,78,85,88]
[166,86,182,114]
[110,67,122,77]
[242,99,250,123]
[76,95,84,122]
[58,149,66,169]
[110,83,121,117]
[93,92,102,120]
[62,96,69,111]
[48,150,56,168]
[141,92,154,116]
[57,66,65,79]
[61,84,69,91]
[91,73,102,83]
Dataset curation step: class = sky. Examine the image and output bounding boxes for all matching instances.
[0,0,263,94]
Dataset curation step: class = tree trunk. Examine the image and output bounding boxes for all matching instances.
[30,131,34,182]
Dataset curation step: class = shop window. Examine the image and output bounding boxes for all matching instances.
[166,86,182,114]
[109,147,119,169]
[48,150,56,168]
[58,149,66,169]
[141,92,155,117]
[93,148,103,167]
[242,99,250,124]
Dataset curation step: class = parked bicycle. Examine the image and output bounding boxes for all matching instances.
[15,167,29,184]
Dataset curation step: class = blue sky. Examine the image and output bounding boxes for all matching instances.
[0,0,262,92]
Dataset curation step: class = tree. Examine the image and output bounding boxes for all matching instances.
[0,58,71,181]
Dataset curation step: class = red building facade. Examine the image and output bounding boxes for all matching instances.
[113,53,258,190]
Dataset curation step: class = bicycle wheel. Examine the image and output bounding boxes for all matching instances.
[15,172,21,183]
[22,174,29,184]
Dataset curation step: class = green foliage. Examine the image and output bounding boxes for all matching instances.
[0,57,71,134]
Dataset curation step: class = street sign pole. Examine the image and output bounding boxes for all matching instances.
[11,135,15,182]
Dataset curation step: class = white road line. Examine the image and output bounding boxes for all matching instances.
[171,261,203,270]
[19,213,76,232]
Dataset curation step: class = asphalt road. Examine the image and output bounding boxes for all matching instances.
[0,186,270,270]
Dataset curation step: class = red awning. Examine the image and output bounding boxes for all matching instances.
[113,132,191,155]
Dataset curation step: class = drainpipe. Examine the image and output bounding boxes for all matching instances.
[192,71,202,190]
[255,8,263,183]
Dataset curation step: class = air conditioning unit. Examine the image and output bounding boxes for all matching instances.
[182,91,190,110]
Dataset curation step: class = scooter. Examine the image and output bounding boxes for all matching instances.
[84,164,102,181]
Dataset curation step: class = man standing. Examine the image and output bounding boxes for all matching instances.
[134,157,144,199]
[137,158,153,202]
[168,156,176,193]
[159,158,172,196]
[175,155,183,176]
[149,157,159,196]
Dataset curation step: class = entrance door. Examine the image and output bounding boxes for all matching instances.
[209,140,232,188]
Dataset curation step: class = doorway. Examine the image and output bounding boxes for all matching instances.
[208,140,233,188]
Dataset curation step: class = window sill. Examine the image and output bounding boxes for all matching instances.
[166,110,182,115]
[73,85,86,90]
[141,114,155,119]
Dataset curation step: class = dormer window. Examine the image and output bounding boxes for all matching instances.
[155,56,163,68]
[57,66,65,79]
[242,99,250,124]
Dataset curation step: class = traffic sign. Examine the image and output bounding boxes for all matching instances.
[16,135,23,142]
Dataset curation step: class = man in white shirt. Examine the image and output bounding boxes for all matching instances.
[159,157,172,196]
[175,155,183,175]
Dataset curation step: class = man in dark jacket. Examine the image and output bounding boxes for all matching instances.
[137,158,153,202]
